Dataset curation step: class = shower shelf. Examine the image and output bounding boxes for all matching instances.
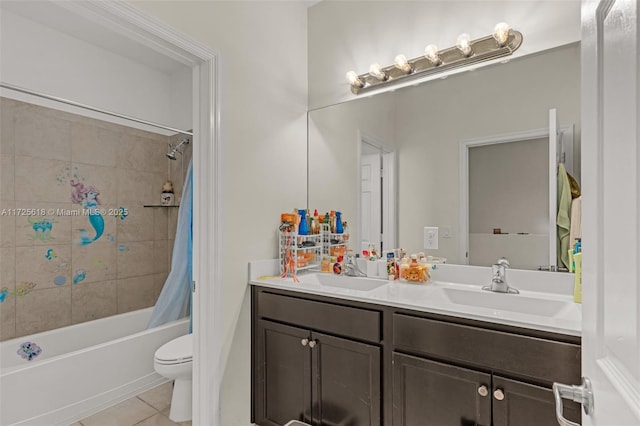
[143,205,180,208]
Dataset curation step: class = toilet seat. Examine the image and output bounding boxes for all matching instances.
[154,333,193,365]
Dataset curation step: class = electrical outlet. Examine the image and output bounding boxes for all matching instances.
[424,226,439,249]
[442,226,452,238]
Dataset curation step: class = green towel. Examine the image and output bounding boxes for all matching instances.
[557,163,572,269]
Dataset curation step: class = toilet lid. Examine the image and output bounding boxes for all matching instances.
[155,333,193,363]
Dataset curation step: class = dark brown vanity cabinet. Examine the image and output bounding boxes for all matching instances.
[392,313,582,426]
[251,286,582,426]
[253,289,382,426]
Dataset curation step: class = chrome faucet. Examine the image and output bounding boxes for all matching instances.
[482,257,519,294]
[342,253,367,277]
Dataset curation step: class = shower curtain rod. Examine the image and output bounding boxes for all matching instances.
[0,82,193,136]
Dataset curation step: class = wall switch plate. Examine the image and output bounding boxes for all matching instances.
[424,226,439,249]
[442,226,452,238]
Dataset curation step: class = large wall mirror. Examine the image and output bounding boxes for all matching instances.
[308,42,581,271]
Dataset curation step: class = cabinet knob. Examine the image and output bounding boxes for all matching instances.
[493,388,505,401]
[308,340,317,348]
[301,338,309,346]
[477,385,489,397]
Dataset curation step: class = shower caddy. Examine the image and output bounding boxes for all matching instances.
[278,224,349,279]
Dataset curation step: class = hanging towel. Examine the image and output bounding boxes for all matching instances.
[569,196,582,248]
[557,163,572,269]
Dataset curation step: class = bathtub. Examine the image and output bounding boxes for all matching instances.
[0,307,189,426]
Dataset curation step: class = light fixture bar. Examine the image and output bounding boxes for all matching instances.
[347,29,523,95]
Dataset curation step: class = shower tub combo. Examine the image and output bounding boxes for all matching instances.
[0,307,189,426]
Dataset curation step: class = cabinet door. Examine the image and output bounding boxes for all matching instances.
[255,320,312,426]
[311,331,381,426]
[492,375,581,426]
[393,352,491,426]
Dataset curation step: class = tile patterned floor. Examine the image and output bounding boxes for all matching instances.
[71,381,191,426]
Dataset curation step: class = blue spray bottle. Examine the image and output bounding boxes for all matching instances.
[298,209,309,235]
[336,211,344,234]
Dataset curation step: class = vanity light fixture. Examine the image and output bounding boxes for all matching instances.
[346,70,365,88]
[455,33,473,57]
[346,23,522,95]
[394,54,413,74]
[424,44,441,66]
[369,63,388,81]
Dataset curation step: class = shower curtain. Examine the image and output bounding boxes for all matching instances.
[147,159,193,329]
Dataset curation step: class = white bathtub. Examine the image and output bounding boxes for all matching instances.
[0,307,189,426]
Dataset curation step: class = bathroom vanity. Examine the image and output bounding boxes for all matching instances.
[250,262,582,426]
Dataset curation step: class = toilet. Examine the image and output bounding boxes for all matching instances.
[153,333,193,422]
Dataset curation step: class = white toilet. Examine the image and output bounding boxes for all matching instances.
[154,333,193,422]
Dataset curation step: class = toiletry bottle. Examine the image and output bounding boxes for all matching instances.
[399,256,410,281]
[336,211,344,234]
[386,252,396,280]
[321,255,330,273]
[573,252,582,303]
[298,209,309,235]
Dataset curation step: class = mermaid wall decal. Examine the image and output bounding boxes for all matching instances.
[70,180,104,245]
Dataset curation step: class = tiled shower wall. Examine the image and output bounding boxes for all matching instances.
[0,97,190,341]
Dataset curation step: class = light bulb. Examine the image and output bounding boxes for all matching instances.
[346,71,364,88]
[369,63,387,81]
[424,44,441,66]
[493,22,510,46]
[394,54,412,73]
[456,33,473,57]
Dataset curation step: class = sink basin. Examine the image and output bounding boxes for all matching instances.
[441,287,569,317]
[302,273,387,292]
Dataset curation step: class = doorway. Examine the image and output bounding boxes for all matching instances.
[359,133,396,255]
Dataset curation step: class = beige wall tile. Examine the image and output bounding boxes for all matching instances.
[16,245,71,290]
[71,239,116,284]
[15,107,72,161]
[117,169,163,206]
[153,207,169,240]
[1,247,16,290]
[168,208,179,241]
[71,280,117,324]
[71,123,121,168]
[117,206,155,242]
[0,295,16,341]
[72,163,118,207]
[1,156,14,200]
[14,156,71,203]
[15,286,71,336]
[149,136,171,175]
[118,135,166,173]
[14,201,73,246]
[117,241,155,278]
[69,204,117,247]
[117,275,156,313]
[153,240,170,275]
[0,199,16,247]
[0,97,16,156]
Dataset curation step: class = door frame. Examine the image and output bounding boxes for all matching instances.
[459,125,574,267]
[357,130,397,255]
[64,3,222,425]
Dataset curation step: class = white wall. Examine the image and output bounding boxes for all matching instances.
[127,2,309,425]
[0,7,191,132]
[308,0,581,109]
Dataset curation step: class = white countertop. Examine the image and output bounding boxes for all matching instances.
[248,260,582,337]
